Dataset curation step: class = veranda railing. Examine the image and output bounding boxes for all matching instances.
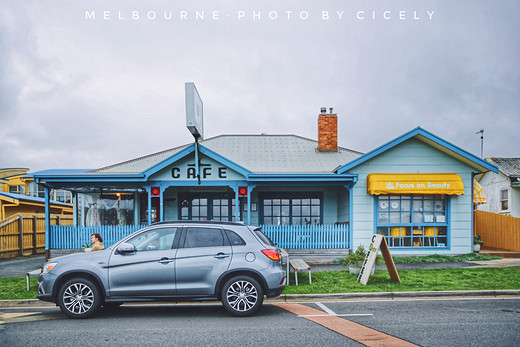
[260,224,350,249]
[50,225,144,249]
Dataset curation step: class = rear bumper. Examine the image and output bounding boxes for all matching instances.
[266,285,285,298]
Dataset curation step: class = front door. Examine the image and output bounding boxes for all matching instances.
[179,193,240,221]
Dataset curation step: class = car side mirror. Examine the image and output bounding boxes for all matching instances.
[117,242,136,254]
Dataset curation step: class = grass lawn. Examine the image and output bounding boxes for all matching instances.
[1,267,519,301]
[283,267,520,294]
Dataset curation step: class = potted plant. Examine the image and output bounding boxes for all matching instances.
[340,245,384,276]
[81,242,92,252]
[473,234,484,252]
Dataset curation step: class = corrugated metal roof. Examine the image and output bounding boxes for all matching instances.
[90,135,362,175]
[488,158,520,177]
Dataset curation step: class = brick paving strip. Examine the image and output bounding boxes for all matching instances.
[274,303,418,347]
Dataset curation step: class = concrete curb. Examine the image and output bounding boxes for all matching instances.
[268,289,520,302]
[2,290,519,308]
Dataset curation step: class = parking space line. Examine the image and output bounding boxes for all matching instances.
[316,302,337,315]
[274,303,418,347]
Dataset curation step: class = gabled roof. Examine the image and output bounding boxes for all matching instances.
[486,158,520,177]
[336,127,498,174]
[0,168,29,179]
[90,134,363,175]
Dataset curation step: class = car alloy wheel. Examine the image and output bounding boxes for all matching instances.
[221,276,263,317]
[58,278,101,319]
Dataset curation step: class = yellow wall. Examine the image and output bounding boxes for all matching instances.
[0,168,73,220]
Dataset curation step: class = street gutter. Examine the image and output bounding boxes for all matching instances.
[2,290,519,308]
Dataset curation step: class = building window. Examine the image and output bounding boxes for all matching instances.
[179,194,236,222]
[53,190,72,203]
[28,183,45,198]
[376,195,448,248]
[260,193,322,225]
[500,189,509,211]
[9,185,25,195]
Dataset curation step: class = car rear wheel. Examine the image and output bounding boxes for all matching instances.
[58,278,102,319]
[221,276,263,317]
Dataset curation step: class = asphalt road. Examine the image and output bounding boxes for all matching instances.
[1,298,519,346]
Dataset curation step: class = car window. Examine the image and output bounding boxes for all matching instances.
[126,227,178,251]
[225,229,246,246]
[184,227,224,248]
[253,228,275,246]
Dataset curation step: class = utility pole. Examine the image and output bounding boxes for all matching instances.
[476,129,484,158]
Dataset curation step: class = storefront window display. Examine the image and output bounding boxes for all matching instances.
[260,193,322,225]
[80,193,134,226]
[376,195,448,248]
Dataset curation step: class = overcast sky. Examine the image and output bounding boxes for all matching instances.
[1,0,519,172]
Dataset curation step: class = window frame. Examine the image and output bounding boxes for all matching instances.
[374,194,450,249]
[180,226,228,248]
[500,189,509,211]
[125,226,180,252]
[259,192,323,225]
[178,193,239,222]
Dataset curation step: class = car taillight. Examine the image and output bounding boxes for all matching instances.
[261,249,281,261]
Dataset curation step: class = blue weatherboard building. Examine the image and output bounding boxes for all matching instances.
[32,109,497,256]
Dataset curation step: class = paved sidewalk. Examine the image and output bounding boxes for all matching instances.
[0,255,47,278]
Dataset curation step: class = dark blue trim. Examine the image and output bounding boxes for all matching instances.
[337,127,499,174]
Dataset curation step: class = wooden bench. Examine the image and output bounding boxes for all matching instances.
[289,258,311,286]
[26,269,41,291]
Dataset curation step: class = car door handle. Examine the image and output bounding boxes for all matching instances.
[158,257,174,264]
[214,253,230,259]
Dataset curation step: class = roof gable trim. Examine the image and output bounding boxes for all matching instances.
[337,127,499,174]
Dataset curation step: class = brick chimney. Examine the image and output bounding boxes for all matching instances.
[317,107,338,152]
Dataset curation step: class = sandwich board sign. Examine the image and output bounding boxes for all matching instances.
[357,234,401,285]
[185,82,204,140]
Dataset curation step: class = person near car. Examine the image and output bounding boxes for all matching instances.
[91,233,104,251]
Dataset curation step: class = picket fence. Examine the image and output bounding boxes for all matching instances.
[50,225,145,249]
[260,224,350,249]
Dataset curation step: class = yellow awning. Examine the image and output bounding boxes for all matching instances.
[367,173,465,195]
[473,180,487,205]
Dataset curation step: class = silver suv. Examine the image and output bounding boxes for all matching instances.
[37,221,286,318]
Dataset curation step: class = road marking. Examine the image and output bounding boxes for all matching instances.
[299,313,374,317]
[275,303,418,347]
[2,312,41,319]
[0,311,62,324]
[316,302,337,315]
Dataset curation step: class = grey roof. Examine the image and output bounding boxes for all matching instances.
[487,158,520,177]
[90,135,363,175]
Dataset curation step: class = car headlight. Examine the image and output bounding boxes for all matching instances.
[42,262,57,273]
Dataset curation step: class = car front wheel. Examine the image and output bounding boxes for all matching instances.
[58,278,102,319]
[221,276,264,317]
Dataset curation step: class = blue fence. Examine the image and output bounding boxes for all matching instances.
[50,225,145,249]
[50,223,350,249]
[260,224,350,249]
